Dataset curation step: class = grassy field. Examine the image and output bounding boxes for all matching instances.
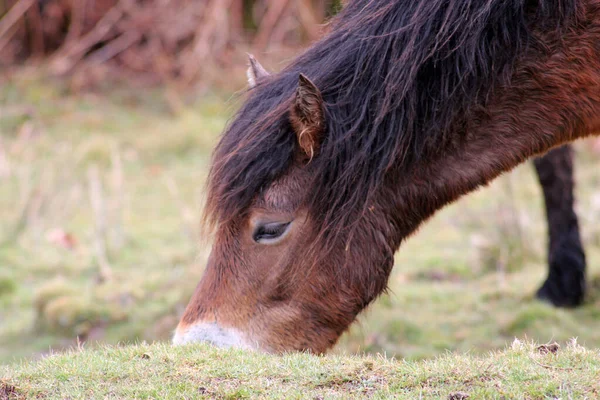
[1,70,600,369]
[2,340,599,399]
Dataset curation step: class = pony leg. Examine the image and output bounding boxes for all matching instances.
[533,144,586,307]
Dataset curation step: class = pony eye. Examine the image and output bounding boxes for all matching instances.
[253,221,292,243]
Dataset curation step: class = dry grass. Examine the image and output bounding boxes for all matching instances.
[3,339,600,399]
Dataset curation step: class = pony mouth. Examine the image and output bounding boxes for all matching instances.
[172,322,257,350]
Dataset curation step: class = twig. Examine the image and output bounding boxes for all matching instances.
[0,0,35,38]
[502,173,525,259]
[87,30,141,64]
[253,0,292,50]
[0,0,36,53]
[163,174,196,243]
[181,0,234,83]
[50,2,125,75]
[528,355,579,371]
[26,163,53,245]
[109,145,125,250]
[229,0,244,41]
[88,165,113,283]
[296,0,323,41]
[64,0,88,45]
[25,0,44,57]
[0,136,10,178]
[0,164,34,247]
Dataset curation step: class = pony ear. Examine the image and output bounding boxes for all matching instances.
[290,73,325,160]
[246,54,270,88]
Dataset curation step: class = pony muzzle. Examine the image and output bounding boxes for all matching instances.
[172,322,256,350]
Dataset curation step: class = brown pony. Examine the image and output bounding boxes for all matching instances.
[174,0,600,353]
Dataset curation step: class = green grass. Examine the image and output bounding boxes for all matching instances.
[2,70,600,374]
[2,340,599,399]
[0,71,229,364]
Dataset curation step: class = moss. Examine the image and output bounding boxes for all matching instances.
[0,276,16,297]
[385,319,423,344]
[504,303,564,336]
[33,278,77,316]
[33,279,129,336]
[41,294,127,336]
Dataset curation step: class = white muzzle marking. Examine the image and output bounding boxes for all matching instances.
[172,323,254,349]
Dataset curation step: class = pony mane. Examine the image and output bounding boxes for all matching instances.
[203,0,579,244]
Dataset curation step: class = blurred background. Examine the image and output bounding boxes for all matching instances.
[1,0,600,366]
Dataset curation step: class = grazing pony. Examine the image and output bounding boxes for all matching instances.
[174,0,600,353]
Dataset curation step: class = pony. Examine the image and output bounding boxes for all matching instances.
[174,0,600,353]
[534,145,586,307]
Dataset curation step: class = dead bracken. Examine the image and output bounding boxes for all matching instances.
[536,343,560,355]
[448,392,470,400]
[0,382,24,400]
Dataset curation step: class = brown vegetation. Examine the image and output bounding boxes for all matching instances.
[0,0,341,86]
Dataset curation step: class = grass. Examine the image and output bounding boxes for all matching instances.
[0,70,229,364]
[2,339,599,399]
[2,69,600,374]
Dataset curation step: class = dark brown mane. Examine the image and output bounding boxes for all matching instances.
[203,0,581,247]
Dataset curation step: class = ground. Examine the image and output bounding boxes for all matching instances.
[1,70,600,367]
[2,340,600,399]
